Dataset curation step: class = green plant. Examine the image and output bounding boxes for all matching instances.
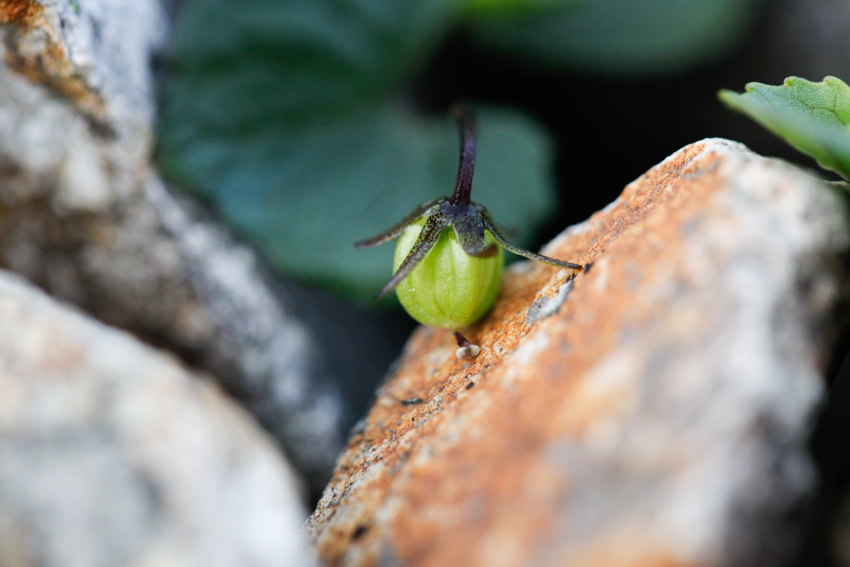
[356,107,581,357]
[158,0,759,303]
[719,76,850,181]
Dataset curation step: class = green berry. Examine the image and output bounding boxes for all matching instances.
[394,218,503,330]
[355,105,581,346]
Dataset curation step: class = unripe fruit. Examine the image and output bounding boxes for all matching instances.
[355,106,581,358]
[394,218,504,330]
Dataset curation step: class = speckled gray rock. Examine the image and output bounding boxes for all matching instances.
[0,0,343,484]
[0,269,314,567]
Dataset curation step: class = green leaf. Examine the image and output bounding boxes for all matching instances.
[161,102,555,302]
[159,0,560,301]
[719,76,850,180]
[163,0,463,131]
[466,0,585,16]
[468,0,760,76]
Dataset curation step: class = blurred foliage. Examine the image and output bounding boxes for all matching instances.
[162,103,553,301]
[469,0,760,76]
[720,77,850,181]
[467,0,584,15]
[158,0,760,302]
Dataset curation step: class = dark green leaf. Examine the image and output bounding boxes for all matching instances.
[164,0,462,130]
[467,0,585,15]
[159,0,560,301]
[161,104,556,302]
[469,0,760,76]
[719,76,850,180]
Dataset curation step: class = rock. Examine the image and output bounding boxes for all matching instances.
[0,0,343,486]
[0,269,314,567]
[306,139,850,566]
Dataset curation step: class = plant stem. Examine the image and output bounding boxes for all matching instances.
[450,105,476,206]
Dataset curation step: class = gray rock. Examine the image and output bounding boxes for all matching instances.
[0,0,343,484]
[0,270,314,567]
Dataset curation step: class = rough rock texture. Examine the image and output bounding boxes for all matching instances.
[307,139,850,567]
[0,0,343,484]
[0,269,313,567]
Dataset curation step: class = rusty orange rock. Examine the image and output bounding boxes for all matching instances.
[0,0,42,24]
[1,0,109,125]
[307,139,850,567]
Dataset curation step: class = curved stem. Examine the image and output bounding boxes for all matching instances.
[449,104,476,206]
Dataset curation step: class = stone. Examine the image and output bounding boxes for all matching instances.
[0,269,314,567]
[0,0,343,486]
[306,139,850,567]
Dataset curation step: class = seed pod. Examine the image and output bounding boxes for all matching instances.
[355,105,582,338]
[394,218,504,330]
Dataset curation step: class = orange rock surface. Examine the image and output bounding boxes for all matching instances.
[307,139,850,567]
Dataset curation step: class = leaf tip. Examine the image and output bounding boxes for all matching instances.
[717,88,738,103]
[717,88,746,112]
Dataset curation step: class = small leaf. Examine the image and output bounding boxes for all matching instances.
[469,0,759,76]
[719,76,850,180]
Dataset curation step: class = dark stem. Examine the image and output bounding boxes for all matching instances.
[454,331,471,348]
[449,104,476,206]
